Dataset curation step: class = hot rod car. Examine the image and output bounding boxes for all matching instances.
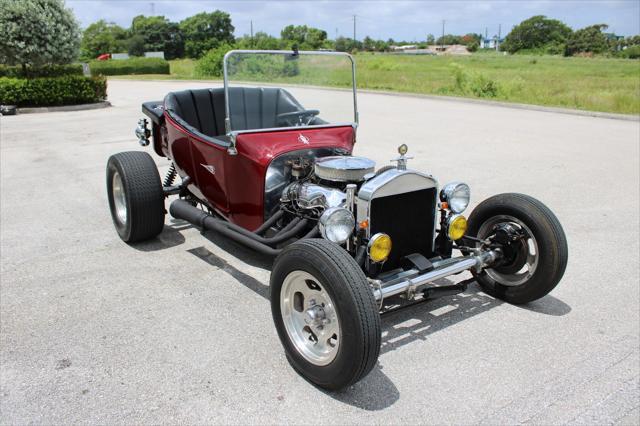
[106,50,568,390]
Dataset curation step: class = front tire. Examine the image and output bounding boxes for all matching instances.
[106,151,165,243]
[270,239,381,390]
[467,193,568,304]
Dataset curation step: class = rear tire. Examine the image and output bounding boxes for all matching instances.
[270,239,380,390]
[106,151,165,243]
[467,193,568,304]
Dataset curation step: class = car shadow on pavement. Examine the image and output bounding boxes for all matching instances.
[379,279,501,355]
[130,220,190,252]
[320,364,400,410]
[180,234,570,411]
[378,280,571,355]
[515,294,572,316]
[188,245,271,300]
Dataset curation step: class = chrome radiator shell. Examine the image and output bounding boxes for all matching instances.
[357,169,439,251]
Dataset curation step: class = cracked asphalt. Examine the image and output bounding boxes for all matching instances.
[1,80,638,424]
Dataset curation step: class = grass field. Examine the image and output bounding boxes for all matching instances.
[111,52,640,114]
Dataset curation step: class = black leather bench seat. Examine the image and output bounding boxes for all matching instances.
[164,87,308,138]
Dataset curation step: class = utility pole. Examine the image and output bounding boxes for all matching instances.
[497,23,501,51]
[250,20,254,48]
[353,15,357,41]
[441,20,445,51]
[150,2,155,15]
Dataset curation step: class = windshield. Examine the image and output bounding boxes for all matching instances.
[223,50,357,133]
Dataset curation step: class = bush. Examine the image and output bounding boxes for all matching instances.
[450,64,499,98]
[0,63,83,78]
[618,45,640,59]
[89,57,169,75]
[194,44,231,77]
[0,75,107,106]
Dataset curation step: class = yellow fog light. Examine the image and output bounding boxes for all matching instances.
[447,214,468,241]
[368,233,392,263]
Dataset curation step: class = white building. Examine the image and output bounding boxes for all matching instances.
[480,37,505,49]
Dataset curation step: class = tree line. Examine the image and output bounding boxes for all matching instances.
[82,12,639,60]
[501,15,639,57]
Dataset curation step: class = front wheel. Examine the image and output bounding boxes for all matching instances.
[106,151,165,243]
[270,239,381,390]
[467,193,568,304]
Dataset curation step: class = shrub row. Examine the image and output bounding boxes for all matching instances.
[0,76,107,107]
[0,63,84,78]
[89,57,170,76]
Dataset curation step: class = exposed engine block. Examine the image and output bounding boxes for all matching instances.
[281,181,346,213]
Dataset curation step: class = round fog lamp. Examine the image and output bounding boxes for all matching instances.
[368,233,392,263]
[447,214,468,241]
[319,207,355,244]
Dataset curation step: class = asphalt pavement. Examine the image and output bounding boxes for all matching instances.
[1,80,638,424]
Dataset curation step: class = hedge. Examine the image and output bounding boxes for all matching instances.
[0,63,84,78]
[89,57,170,76]
[0,75,107,107]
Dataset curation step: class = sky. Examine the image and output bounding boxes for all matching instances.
[66,0,640,40]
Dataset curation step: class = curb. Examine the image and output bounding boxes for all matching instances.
[16,101,112,114]
[110,77,639,122]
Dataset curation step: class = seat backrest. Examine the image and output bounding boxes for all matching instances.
[164,88,226,138]
[226,87,303,131]
[164,87,304,137]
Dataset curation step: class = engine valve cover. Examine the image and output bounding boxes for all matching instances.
[314,156,376,182]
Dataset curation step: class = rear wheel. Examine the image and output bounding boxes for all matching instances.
[467,193,568,304]
[106,151,165,243]
[270,239,380,390]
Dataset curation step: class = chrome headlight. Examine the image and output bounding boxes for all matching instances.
[319,207,355,244]
[440,182,470,213]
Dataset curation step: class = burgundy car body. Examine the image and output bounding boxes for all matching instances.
[162,112,355,231]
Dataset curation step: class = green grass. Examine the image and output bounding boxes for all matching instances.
[110,52,640,114]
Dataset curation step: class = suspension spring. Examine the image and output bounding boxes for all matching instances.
[164,163,177,187]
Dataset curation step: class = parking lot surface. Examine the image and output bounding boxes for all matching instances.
[1,80,639,424]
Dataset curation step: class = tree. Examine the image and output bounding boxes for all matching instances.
[565,24,609,56]
[426,34,435,44]
[461,33,481,44]
[127,34,146,57]
[236,32,281,50]
[362,36,375,51]
[281,25,327,50]
[306,27,328,49]
[81,20,128,59]
[436,34,463,45]
[281,25,307,46]
[180,11,235,58]
[334,37,361,52]
[130,15,184,59]
[501,15,572,54]
[0,0,80,74]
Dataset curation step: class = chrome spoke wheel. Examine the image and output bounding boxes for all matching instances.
[478,215,539,287]
[280,270,340,366]
[112,171,127,225]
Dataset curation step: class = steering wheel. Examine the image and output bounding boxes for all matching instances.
[277,109,320,127]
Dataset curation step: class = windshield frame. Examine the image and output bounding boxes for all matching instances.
[222,50,358,137]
